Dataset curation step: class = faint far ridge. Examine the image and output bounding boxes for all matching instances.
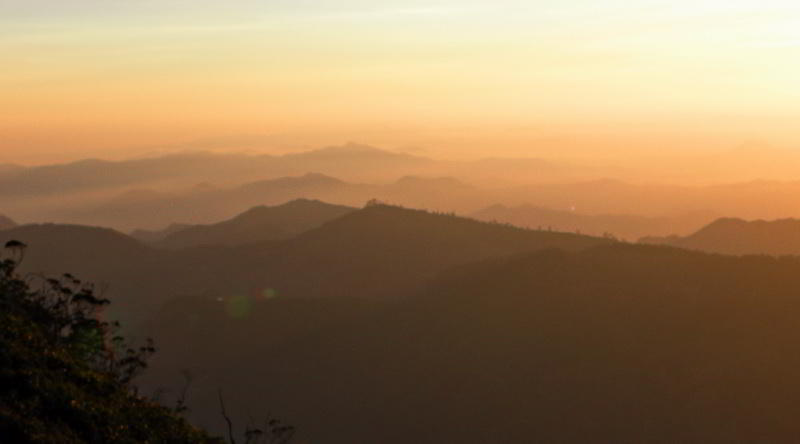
[130,223,194,243]
[639,217,800,256]
[0,214,17,231]
[473,204,715,241]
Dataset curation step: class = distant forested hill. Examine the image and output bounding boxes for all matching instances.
[473,204,713,240]
[130,223,193,243]
[154,199,355,249]
[11,200,800,442]
[227,203,609,300]
[143,243,800,443]
[0,215,16,230]
[0,203,607,324]
[641,217,800,255]
[40,172,484,231]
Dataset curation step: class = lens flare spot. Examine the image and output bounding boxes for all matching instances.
[225,295,251,319]
[263,288,277,299]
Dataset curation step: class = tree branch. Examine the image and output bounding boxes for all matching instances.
[218,389,236,444]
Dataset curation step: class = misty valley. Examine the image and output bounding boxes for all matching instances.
[5,146,800,442]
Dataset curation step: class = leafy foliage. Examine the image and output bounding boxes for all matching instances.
[0,245,222,443]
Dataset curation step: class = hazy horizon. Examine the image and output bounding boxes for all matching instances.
[4,0,800,176]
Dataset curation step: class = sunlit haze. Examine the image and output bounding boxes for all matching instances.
[3,0,800,170]
[8,3,800,443]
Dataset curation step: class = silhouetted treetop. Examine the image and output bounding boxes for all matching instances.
[0,250,221,443]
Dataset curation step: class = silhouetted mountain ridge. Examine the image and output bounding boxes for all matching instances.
[0,202,609,324]
[0,144,430,200]
[473,204,715,240]
[41,172,486,231]
[155,199,355,249]
[130,223,193,243]
[229,203,611,300]
[0,214,16,230]
[640,217,800,255]
[238,172,347,192]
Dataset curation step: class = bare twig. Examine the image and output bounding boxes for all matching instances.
[218,389,236,444]
[175,370,193,414]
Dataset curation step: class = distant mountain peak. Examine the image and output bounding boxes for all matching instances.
[394,176,470,188]
[234,198,348,219]
[298,143,427,161]
[641,217,800,256]
[333,142,382,152]
[301,172,341,181]
[155,199,355,249]
[278,197,331,207]
[698,217,800,233]
[0,214,16,230]
[303,143,384,155]
[700,217,748,229]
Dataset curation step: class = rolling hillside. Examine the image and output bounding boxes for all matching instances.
[0,214,16,230]
[640,217,800,256]
[143,243,800,443]
[1,203,608,322]
[155,199,355,249]
[229,203,611,300]
[473,204,714,240]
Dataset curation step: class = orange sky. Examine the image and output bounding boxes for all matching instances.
[2,0,800,165]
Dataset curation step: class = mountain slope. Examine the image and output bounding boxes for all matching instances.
[0,224,244,326]
[155,199,355,249]
[0,204,609,324]
[0,144,432,201]
[0,224,154,273]
[231,203,611,300]
[51,173,367,231]
[130,223,193,243]
[0,214,16,230]
[144,244,800,443]
[640,217,800,255]
[0,224,167,324]
[473,204,714,240]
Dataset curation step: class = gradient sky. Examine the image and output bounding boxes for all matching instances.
[2,0,800,164]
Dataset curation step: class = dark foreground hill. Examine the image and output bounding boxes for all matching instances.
[640,217,800,255]
[154,199,355,249]
[0,257,220,443]
[143,244,800,443]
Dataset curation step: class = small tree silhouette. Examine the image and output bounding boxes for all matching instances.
[1,241,295,443]
[218,390,296,444]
